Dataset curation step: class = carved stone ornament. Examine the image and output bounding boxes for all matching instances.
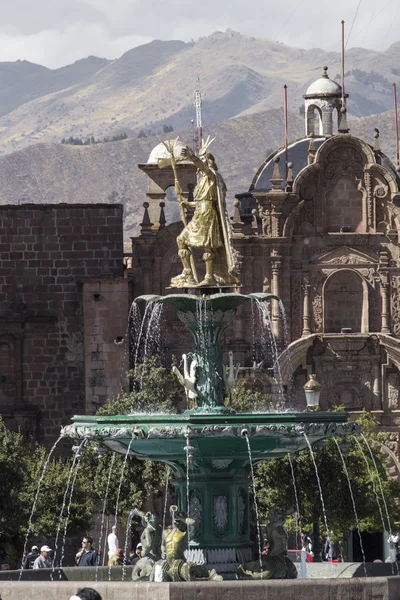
[315,247,375,266]
[391,276,400,336]
[388,373,400,410]
[312,294,323,332]
[238,490,246,532]
[189,494,203,526]
[201,425,236,437]
[212,459,233,469]
[324,146,364,180]
[214,495,228,530]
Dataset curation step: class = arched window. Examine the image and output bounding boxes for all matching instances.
[164,185,181,224]
[323,270,368,333]
[306,105,323,136]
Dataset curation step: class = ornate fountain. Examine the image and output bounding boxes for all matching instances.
[61,139,356,579]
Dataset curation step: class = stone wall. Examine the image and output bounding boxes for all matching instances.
[0,204,125,451]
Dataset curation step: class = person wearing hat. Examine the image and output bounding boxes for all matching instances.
[33,545,52,569]
[21,545,40,569]
[131,543,142,565]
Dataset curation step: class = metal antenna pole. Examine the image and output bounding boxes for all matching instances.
[341,20,345,103]
[394,83,400,168]
[284,84,288,181]
[194,82,203,155]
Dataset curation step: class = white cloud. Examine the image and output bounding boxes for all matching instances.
[0,23,151,68]
[0,0,398,68]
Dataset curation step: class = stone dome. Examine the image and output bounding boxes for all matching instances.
[304,67,342,98]
[147,140,188,164]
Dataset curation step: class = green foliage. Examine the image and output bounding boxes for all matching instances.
[0,418,93,567]
[228,379,271,412]
[78,446,169,525]
[98,357,185,415]
[254,411,400,555]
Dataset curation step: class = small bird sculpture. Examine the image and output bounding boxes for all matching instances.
[224,351,240,399]
[172,354,198,408]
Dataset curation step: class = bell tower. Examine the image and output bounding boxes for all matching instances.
[303,67,346,137]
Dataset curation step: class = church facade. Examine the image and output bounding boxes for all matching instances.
[1,67,400,474]
[131,69,400,475]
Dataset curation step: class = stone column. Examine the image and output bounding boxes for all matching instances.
[270,250,282,339]
[302,277,311,336]
[381,278,390,334]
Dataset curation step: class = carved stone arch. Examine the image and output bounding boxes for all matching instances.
[282,199,305,237]
[380,441,400,480]
[368,163,399,197]
[322,268,369,333]
[313,134,376,168]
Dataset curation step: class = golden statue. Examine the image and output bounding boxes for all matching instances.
[152,505,222,582]
[158,137,239,288]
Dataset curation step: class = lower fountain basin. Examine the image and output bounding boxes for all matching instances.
[62,411,357,464]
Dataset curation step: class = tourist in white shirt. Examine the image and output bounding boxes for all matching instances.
[107,525,119,561]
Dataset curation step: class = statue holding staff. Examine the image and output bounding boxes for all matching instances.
[158,137,239,288]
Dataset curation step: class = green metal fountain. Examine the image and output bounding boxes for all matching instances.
[61,140,356,578]
[61,290,357,575]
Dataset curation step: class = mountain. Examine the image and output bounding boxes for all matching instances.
[0,32,400,155]
[0,106,396,242]
[0,56,110,118]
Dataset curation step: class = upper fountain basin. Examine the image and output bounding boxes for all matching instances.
[135,292,280,313]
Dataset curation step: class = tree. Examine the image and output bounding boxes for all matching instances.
[253,411,400,559]
[0,417,93,567]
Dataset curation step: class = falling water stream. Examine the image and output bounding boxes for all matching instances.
[353,436,386,533]
[108,439,134,580]
[288,453,307,578]
[254,300,284,402]
[58,439,87,577]
[163,467,170,532]
[122,300,141,387]
[360,433,399,573]
[133,303,152,377]
[303,434,330,536]
[96,453,116,582]
[19,436,63,580]
[122,511,134,581]
[278,300,296,403]
[140,304,165,389]
[51,438,87,580]
[244,432,263,572]
[333,438,367,576]
[185,431,191,580]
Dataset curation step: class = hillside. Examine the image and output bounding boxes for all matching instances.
[0,31,400,155]
[0,107,397,242]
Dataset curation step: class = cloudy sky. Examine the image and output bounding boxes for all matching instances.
[0,0,398,68]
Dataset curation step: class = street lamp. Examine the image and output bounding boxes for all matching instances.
[304,374,321,411]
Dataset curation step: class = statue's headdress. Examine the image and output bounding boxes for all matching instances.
[199,135,215,155]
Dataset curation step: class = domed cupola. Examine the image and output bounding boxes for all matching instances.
[303,66,347,137]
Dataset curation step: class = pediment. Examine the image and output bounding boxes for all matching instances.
[311,246,378,266]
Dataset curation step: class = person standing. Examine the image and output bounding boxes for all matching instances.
[388,533,399,562]
[107,525,118,562]
[76,537,98,567]
[32,545,52,569]
[22,545,40,569]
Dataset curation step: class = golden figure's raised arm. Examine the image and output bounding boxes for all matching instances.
[180,147,216,180]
